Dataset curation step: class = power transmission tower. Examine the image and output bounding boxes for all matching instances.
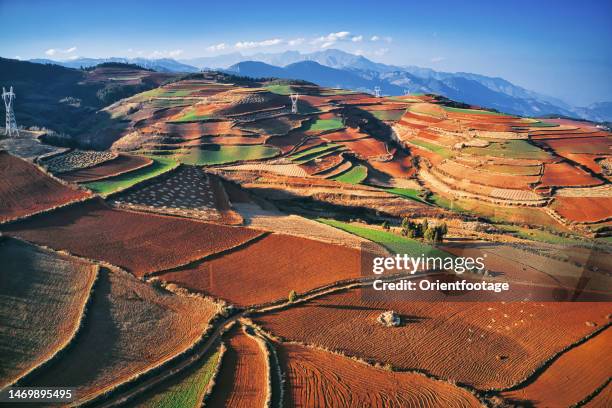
[2,86,19,137]
[290,93,299,114]
[374,86,381,98]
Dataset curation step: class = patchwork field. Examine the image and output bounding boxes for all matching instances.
[157,233,362,306]
[501,327,611,407]
[279,342,482,408]
[0,199,263,277]
[0,151,90,223]
[0,237,98,389]
[19,267,221,405]
[206,326,268,407]
[255,288,610,389]
[60,154,154,183]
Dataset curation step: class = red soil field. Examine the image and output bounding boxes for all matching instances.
[255,288,610,389]
[0,151,90,223]
[368,150,414,179]
[560,153,606,174]
[408,145,445,165]
[60,154,153,183]
[539,162,602,188]
[157,233,362,307]
[1,199,263,277]
[158,121,250,139]
[322,128,370,142]
[20,268,219,405]
[584,382,611,407]
[207,327,267,407]
[279,343,481,408]
[299,153,344,175]
[551,196,612,223]
[542,137,611,155]
[340,138,390,158]
[437,161,540,190]
[267,131,307,153]
[501,327,612,407]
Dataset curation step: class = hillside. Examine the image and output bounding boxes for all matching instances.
[0,58,178,148]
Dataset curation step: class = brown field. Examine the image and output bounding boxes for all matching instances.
[207,326,268,407]
[255,288,610,389]
[368,150,414,179]
[0,151,90,222]
[561,153,606,174]
[157,233,362,306]
[1,199,263,277]
[279,342,482,408]
[542,137,611,155]
[539,162,602,188]
[584,381,611,407]
[267,130,307,153]
[340,138,390,158]
[0,237,98,389]
[322,127,370,142]
[60,154,153,183]
[437,160,540,190]
[20,268,220,405]
[551,196,612,223]
[501,327,611,407]
[299,153,344,175]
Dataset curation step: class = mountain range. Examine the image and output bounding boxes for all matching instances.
[28,49,611,122]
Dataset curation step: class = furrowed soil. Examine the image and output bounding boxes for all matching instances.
[1,199,263,277]
[207,327,267,408]
[19,268,220,405]
[254,288,610,389]
[157,233,362,307]
[501,327,612,407]
[279,342,482,408]
[0,237,97,389]
[0,151,90,222]
[60,154,153,183]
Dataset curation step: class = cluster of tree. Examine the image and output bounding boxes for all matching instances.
[399,218,448,244]
[82,62,153,72]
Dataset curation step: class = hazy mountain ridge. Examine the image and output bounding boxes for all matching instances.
[26,49,610,121]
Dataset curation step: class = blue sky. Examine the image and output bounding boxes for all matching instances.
[1,0,610,106]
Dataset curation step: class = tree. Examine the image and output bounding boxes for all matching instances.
[421,219,429,234]
[382,221,390,231]
[424,226,436,243]
[288,290,297,303]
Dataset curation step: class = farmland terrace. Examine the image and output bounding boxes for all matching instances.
[0,69,610,408]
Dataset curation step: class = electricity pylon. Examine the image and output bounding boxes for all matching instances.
[2,86,19,137]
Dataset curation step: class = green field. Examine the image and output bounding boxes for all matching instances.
[370,110,406,121]
[383,187,429,204]
[317,219,451,257]
[84,156,178,196]
[138,347,221,408]
[167,108,214,123]
[408,139,453,158]
[174,145,280,165]
[266,84,293,95]
[495,224,583,245]
[527,121,559,128]
[305,118,344,132]
[442,106,509,116]
[159,89,196,98]
[463,140,550,160]
[332,165,367,184]
[288,143,342,162]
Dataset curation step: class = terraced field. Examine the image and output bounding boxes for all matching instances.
[19,268,221,405]
[1,199,263,277]
[0,151,91,223]
[0,237,98,389]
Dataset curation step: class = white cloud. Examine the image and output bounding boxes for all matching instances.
[235,38,283,49]
[384,36,393,43]
[45,46,77,57]
[14,56,21,60]
[370,35,380,41]
[312,31,351,48]
[354,49,364,56]
[352,35,363,42]
[169,49,183,57]
[430,56,446,63]
[206,43,226,52]
[288,38,304,46]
